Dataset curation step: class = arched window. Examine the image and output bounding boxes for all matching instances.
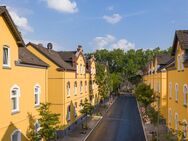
[168,108,172,126]
[175,113,179,131]
[183,84,188,106]
[10,85,20,113]
[34,120,40,133]
[67,81,70,97]
[169,82,172,98]
[80,81,82,94]
[85,81,87,93]
[34,84,40,106]
[183,120,187,140]
[11,129,21,141]
[74,81,77,95]
[175,83,179,102]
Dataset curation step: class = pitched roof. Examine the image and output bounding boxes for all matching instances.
[18,47,48,67]
[172,30,188,55]
[58,51,76,62]
[27,43,75,71]
[156,54,172,65]
[164,57,176,70]
[0,6,25,47]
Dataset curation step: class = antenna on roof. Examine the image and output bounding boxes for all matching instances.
[47,43,53,50]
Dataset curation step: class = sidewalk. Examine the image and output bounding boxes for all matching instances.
[58,96,117,141]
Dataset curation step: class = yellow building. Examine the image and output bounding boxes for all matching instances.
[0,6,48,141]
[27,43,98,126]
[166,30,188,140]
[143,54,171,119]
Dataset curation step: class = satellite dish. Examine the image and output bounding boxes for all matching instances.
[47,43,53,50]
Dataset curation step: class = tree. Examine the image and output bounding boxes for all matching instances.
[26,113,41,141]
[135,83,154,108]
[80,99,94,129]
[37,103,60,141]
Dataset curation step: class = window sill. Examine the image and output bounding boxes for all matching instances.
[35,104,40,108]
[67,96,71,98]
[3,66,11,69]
[11,110,20,115]
[183,104,187,108]
[175,100,178,103]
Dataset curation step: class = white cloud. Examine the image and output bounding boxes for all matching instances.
[112,39,135,51]
[7,7,33,32]
[93,35,135,51]
[93,35,116,49]
[46,0,78,13]
[103,13,122,24]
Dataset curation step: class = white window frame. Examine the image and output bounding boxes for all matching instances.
[175,83,179,102]
[67,81,71,97]
[181,53,184,70]
[183,84,188,106]
[169,82,172,98]
[76,65,79,74]
[10,85,20,113]
[11,129,21,141]
[178,55,181,71]
[3,45,10,67]
[183,120,187,140]
[80,64,82,74]
[67,105,71,121]
[34,84,41,107]
[175,113,179,131]
[74,81,77,96]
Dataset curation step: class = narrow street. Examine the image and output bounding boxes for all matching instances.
[86,94,146,141]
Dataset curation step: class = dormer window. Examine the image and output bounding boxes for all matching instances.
[3,46,10,67]
[181,53,184,70]
[76,65,79,74]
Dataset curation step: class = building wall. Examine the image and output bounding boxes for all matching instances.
[0,15,47,140]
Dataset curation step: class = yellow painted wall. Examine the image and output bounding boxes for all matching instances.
[167,43,188,140]
[0,16,47,140]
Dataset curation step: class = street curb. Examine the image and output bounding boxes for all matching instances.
[136,101,148,141]
[82,97,117,141]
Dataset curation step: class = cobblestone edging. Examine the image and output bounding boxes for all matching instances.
[136,101,148,141]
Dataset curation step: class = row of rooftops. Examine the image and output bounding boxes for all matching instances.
[0,6,94,70]
[144,30,188,75]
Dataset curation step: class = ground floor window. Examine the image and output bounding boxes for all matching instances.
[11,129,21,141]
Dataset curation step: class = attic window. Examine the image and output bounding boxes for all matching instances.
[3,46,10,67]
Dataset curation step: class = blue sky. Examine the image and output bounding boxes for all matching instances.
[1,0,188,52]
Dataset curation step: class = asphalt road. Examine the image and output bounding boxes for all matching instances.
[86,94,146,141]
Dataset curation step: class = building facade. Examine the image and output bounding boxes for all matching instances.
[0,6,48,141]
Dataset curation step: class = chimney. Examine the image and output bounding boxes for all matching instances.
[77,45,83,52]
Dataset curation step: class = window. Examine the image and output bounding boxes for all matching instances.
[175,113,179,131]
[67,105,71,121]
[178,55,181,71]
[34,120,40,133]
[175,83,179,102]
[76,65,79,74]
[11,85,20,113]
[181,54,184,70]
[3,46,10,67]
[34,85,40,106]
[169,82,172,98]
[67,82,70,97]
[85,81,87,93]
[11,129,21,141]
[183,84,188,106]
[83,66,85,74]
[183,120,187,140]
[80,64,82,74]
[80,81,83,94]
[168,108,172,125]
[74,81,77,95]
[80,100,83,109]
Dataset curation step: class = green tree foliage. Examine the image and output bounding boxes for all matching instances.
[37,103,60,141]
[80,99,94,129]
[135,83,154,108]
[96,63,113,99]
